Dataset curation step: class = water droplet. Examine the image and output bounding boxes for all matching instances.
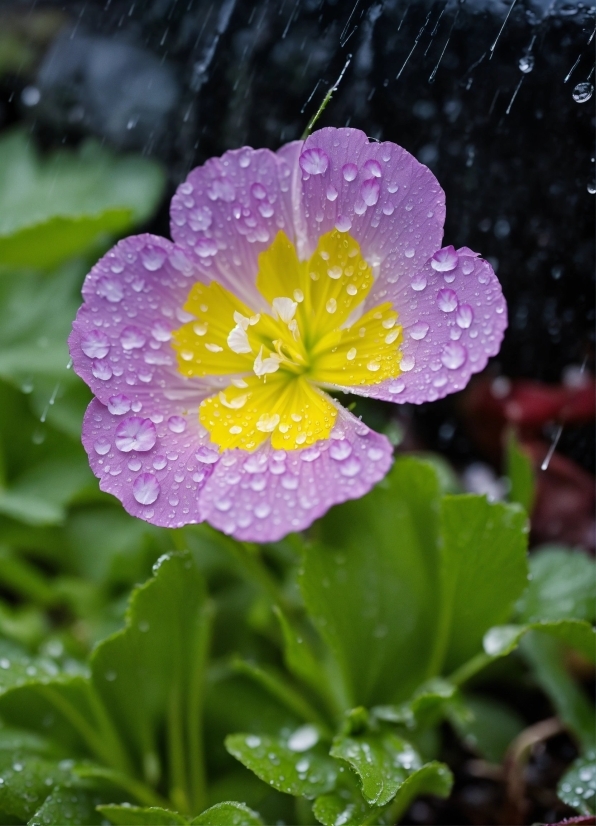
[121,326,146,350]
[456,304,474,329]
[437,288,458,312]
[115,417,157,452]
[132,473,160,505]
[246,735,261,748]
[441,342,467,370]
[368,447,385,461]
[340,457,361,477]
[363,158,382,178]
[326,298,337,314]
[340,162,357,182]
[388,379,405,394]
[330,440,352,460]
[519,55,534,73]
[93,437,111,455]
[347,347,357,360]
[81,330,110,359]
[360,178,380,206]
[431,246,458,272]
[96,276,124,303]
[0,658,10,669]
[326,184,338,201]
[195,238,218,258]
[254,502,271,519]
[335,215,352,232]
[299,147,329,175]
[288,725,319,752]
[573,82,593,103]
[141,247,166,271]
[250,182,267,200]
[409,322,429,340]
[196,446,220,464]
[167,416,186,433]
[92,360,112,381]
[108,394,131,415]
[461,258,475,275]
[400,355,415,372]
[104,670,117,681]
[411,273,427,291]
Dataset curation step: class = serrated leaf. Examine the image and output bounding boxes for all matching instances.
[0,130,165,269]
[0,751,74,821]
[225,733,337,799]
[29,785,105,825]
[435,495,528,673]
[90,552,212,796]
[303,457,443,706]
[330,732,421,806]
[190,800,264,825]
[98,804,187,825]
[558,752,596,815]
[313,790,380,826]
[506,430,535,512]
[517,546,596,624]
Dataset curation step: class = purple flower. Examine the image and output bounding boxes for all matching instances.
[69,127,507,542]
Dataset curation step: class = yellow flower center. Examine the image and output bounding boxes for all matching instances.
[172,230,402,452]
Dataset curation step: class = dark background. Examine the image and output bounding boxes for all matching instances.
[1,0,594,473]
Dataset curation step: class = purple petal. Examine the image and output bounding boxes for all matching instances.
[198,405,393,542]
[342,250,507,404]
[82,398,215,528]
[169,144,306,308]
[297,127,446,284]
[69,234,217,417]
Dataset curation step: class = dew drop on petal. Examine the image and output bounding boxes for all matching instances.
[152,455,167,470]
[360,178,380,206]
[456,304,474,329]
[441,342,467,370]
[431,246,458,272]
[81,330,110,359]
[411,273,427,291]
[409,321,429,340]
[93,437,111,455]
[151,321,172,342]
[330,440,352,460]
[133,473,160,505]
[167,416,187,433]
[115,417,157,452]
[121,326,147,350]
[299,147,329,175]
[92,359,112,381]
[326,184,338,201]
[437,288,458,312]
[96,276,124,303]
[326,298,337,314]
[250,182,267,199]
[400,355,415,372]
[340,457,361,477]
[363,158,382,178]
[461,258,475,275]
[335,215,352,232]
[108,394,131,415]
[342,163,358,181]
[388,379,405,394]
[196,446,220,464]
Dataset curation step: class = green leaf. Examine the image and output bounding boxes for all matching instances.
[303,457,443,706]
[506,430,535,512]
[0,751,74,821]
[521,633,596,751]
[30,785,106,825]
[313,790,381,826]
[558,752,596,815]
[330,732,421,806]
[191,801,264,825]
[97,805,187,825]
[482,620,596,663]
[517,546,596,623]
[431,495,528,674]
[384,762,453,822]
[274,607,328,702]
[90,552,212,807]
[0,130,165,269]
[450,695,525,763]
[225,733,337,799]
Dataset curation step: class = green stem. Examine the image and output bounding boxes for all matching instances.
[167,683,190,815]
[187,601,214,815]
[448,652,492,687]
[39,684,131,775]
[75,766,170,809]
[301,54,353,139]
[233,658,332,737]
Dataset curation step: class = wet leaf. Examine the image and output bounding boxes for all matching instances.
[0,750,74,821]
[30,785,106,825]
[190,800,264,825]
[98,804,187,825]
[90,552,212,792]
[0,130,165,269]
[558,752,596,815]
[517,546,596,624]
[312,789,381,826]
[483,620,596,663]
[225,732,337,799]
[330,731,421,806]
[385,762,453,821]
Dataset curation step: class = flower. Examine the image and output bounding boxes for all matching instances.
[69,127,507,542]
